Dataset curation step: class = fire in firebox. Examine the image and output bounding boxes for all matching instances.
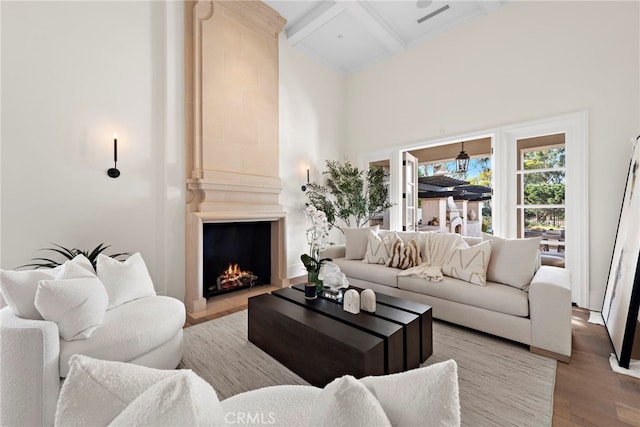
[215,263,259,292]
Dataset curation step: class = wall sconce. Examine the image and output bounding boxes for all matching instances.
[107,133,121,178]
[301,168,310,191]
[455,141,469,173]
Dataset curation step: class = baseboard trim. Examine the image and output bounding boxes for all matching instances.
[530,346,571,363]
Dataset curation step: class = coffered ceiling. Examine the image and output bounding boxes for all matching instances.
[264,0,508,73]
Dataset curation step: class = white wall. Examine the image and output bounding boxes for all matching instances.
[345,1,639,309]
[1,1,185,300]
[0,0,345,301]
[5,1,636,309]
[278,33,346,278]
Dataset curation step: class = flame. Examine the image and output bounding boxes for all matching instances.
[221,263,247,278]
[226,263,240,275]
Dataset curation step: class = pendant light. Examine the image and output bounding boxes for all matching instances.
[455,141,469,173]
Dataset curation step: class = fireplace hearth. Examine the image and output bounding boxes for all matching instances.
[203,221,271,298]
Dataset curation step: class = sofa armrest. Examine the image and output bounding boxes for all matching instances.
[1,307,61,427]
[320,244,346,260]
[528,266,572,361]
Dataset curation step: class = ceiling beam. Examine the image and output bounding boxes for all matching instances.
[285,0,406,54]
[285,1,343,46]
[347,1,406,54]
[478,0,504,14]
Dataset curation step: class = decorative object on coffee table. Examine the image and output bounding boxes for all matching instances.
[361,289,376,313]
[304,282,318,300]
[343,289,360,314]
[301,205,331,293]
[319,261,349,301]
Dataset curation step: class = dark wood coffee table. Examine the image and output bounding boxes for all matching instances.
[247,286,432,387]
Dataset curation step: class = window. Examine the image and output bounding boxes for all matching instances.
[516,136,566,260]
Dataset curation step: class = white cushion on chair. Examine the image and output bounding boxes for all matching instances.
[55,355,224,426]
[0,255,94,320]
[360,359,460,426]
[0,267,62,319]
[58,295,185,377]
[97,253,156,309]
[35,277,108,341]
[310,375,391,426]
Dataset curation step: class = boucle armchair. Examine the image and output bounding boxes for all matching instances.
[0,254,186,427]
[54,355,461,426]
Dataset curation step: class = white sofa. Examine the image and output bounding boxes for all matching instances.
[0,255,186,427]
[321,230,572,362]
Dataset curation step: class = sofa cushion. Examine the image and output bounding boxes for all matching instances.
[442,240,492,286]
[310,375,391,427]
[483,234,542,290]
[362,230,396,265]
[387,238,421,269]
[333,258,400,288]
[344,226,379,260]
[58,295,185,377]
[398,275,529,317]
[97,253,156,309]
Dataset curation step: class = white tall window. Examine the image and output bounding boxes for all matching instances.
[516,137,566,258]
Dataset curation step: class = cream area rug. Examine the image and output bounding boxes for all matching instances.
[180,310,556,427]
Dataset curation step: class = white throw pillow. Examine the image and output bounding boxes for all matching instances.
[109,371,225,427]
[55,355,225,426]
[362,230,397,265]
[0,255,93,320]
[0,267,62,320]
[442,240,492,286]
[97,253,156,309]
[309,375,391,427]
[360,359,461,427]
[344,226,379,260]
[483,234,542,290]
[35,276,108,341]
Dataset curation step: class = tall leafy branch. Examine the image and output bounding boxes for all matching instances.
[304,160,393,232]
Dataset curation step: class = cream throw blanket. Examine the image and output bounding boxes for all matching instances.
[398,233,468,282]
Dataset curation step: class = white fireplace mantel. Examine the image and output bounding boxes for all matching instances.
[184,0,287,314]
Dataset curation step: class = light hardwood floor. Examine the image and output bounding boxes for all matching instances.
[553,308,640,426]
[187,291,640,426]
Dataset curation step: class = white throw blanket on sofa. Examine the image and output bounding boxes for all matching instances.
[398,233,468,281]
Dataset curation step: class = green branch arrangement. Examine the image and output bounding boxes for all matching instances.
[304,160,393,232]
[19,243,130,270]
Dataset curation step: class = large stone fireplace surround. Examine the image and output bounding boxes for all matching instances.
[184,1,287,313]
